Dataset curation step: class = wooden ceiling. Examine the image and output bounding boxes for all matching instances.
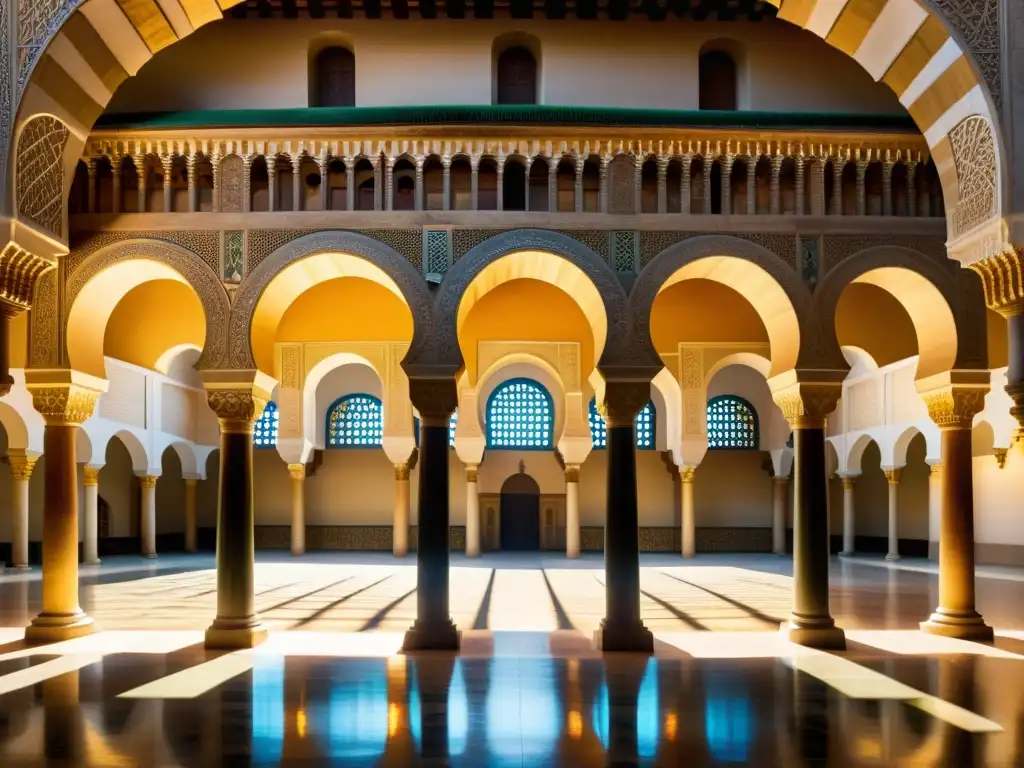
[229,0,778,21]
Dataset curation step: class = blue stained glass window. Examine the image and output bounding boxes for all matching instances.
[486,379,553,450]
[707,395,759,450]
[253,402,279,448]
[327,394,383,448]
[588,398,656,450]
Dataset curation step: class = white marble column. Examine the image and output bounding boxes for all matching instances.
[884,468,902,561]
[772,476,788,555]
[82,466,101,565]
[184,477,198,553]
[288,464,305,556]
[394,463,410,557]
[9,455,37,570]
[841,475,856,556]
[139,475,158,558]
[465,465,480,557]
[565,465,580,559]
[681,466,696,558]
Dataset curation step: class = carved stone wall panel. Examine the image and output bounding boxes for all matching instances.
[15,116,70,238]
[360,229,422,270]
[247,228,422,272]
[248,229,319,272]
[948,116,998,239]
[219,155,243,213]
[99,365,146,428]
[640,232,796,270]
[29,268,59,367]
[848,380,880,431]
[822,235,949,275]
[558,230,609,256]
[17,0,79,94]
[66,240,232,371]
[0,0,11,210]
[932,0,1000,109]
[160,382,194,439]
[891,365,924,423]
[608,155,636,215]
[232,231,433,370]
[452,229,496,264]
[67,230,220,277]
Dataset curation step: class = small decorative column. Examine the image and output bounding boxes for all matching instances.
[414,157,425,212]
[291,155,303,212]
[318,154,330,211]
[855,160,868,216]
[632,156,643,214]
[442,155,452,212]
[702,155,712,214]
[210,152,221,213]
[465,465,480,558]
[496,157,505,211]
[769,154,783,214]
[884,468,902,561]
[87,158,97,213]
[680,466,696,558]
[830,159,843,215]
[746,155,757,215]
[773,379,845,649]
[720,155,734,215]
[882,160,894,216]
[402,378,460,651]
[657,157,669,214]
[595,379,655,653]
[135,154,147,213]
[840,475,856,556]
[794,156,805,215]
[523,158,532,212]
[139,474,158,558]
[565,465,580,559]
[548,159,558,213]
[599,156,611,213]
[394,463,410,557]
[772,474,788,555]
[680,155,692,214]
[162,155,173,213]
[574,155,584,213]
[346,157,356,212]
[203,380,273,649]
[921,383,993,641]
[288,463,305,557]
[9,455,37,570]
[184,477,198,553]
[267,156,277,212]
[470,155,480,211]
[112,158,122,214]
[906,160,918,217]
[82,466,100,565]
[187,153,198,213]
[242,155,253,213]
[24,374,103,643]
[373,156,383,211]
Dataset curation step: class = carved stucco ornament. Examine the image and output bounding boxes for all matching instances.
[916,373,989,430]
[769,371,844,430]
[969,247,1024,318]
[24,369,106,426]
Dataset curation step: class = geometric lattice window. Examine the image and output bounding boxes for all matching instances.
[327,394,383,448]
[707,395,758,450]
[588,397,656,450]
[486,379,553,450]
[253,402,279,449]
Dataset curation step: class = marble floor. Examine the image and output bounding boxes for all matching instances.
[0,553,1022,766]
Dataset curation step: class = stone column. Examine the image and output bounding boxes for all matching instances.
[384,155,395,211]
[599,156,611,213]
[884,468,902,561]
[595,379,654,653]
[921,384,993,640]
[794,156,805,215]
[203,383,272,649]
[318,156,330,211]
[746,156,757,214]
[402,378,460,651]
[470,155,480,211]
[840,475,856,556]
[288,463,305,557]
[139,475,158,558]
[465,465,480,558]
[565,464,580,559]
[135,154,147,213]
[267,156,277,212]
[882,161,894,216]
[373,156,383,211]
[772,475,788,555]
[346,157,356,211]
[187,154,198,213]
[184,477,198,553]
[632,156,643,213]
[87,158,97,213]
[680,466,696,558]
[855,160,868,216]
[905,161,918,217]
[657,157,669,214]
[443,156,453,211]
[291,155,303,212]
[82,466,100,565]
[720,155,734,214]
[702,156,712,214]
[162,156,173,213]
[394,463,410,557]
[8,455,37,570]
[769,154,782,214]
[773,379,845,649]
[24,376,103,643]
[574,156,584,213]
[415,157,425,212]
[548,160,558,213]
[680,154,692,214]
[496,158,505,211]
[112,158,122,214]
[831,159,844,215]
[241,155,252,213]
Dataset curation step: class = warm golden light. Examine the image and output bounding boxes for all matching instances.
[567,710,582,740]
[296,708,307,738]
[388,702,402,738]
[664,712,678,741]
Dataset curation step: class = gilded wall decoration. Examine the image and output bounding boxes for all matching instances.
[218,155,244,213]
[948,116,998,239]
[66,230,221,277]
[608,155,636,215]
[15,115,69,238]
[431,229,639,374]
[29,268,59,367]
[932,0,1001,110]
[66,240,232,370]
[231,231,433,370]
[821,234,949,274]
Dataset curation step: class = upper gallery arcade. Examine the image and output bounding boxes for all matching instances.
[0,0,1021,654]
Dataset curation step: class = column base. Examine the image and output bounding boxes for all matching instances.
[839,551,855,559]
[7,565,31,572]
[401,620,461,652]
[593,620,654,653]
[885,553,901,562]
[291,549,305,557]
[566,550,580,560]
[204,618,269,650]
[25,612,96,644]
[921,609,994,642]
[82,559,101,567]
[141,553,158,560]
[781,618,846,650]
[392,549,407,558]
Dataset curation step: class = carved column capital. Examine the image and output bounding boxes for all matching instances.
[969,247,1024,318]
[883,468,902,485]
[603,380,652,428]
[919,381,988,431]
[679,466,696,483]
[408,377,458,427]
[82,465,100,486]
[840,475,856,492]
[0,243,56,312]
[564,465,580,483]
[466,466,478,483]
[25,370,106,427]
[9,455,38,481]
[395,463,410,482]
[770,375,842,430]
[288,463,306,481]
[139,475,159,490]
[203,373,275,434]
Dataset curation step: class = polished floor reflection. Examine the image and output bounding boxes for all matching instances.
[0,554,1021,766]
